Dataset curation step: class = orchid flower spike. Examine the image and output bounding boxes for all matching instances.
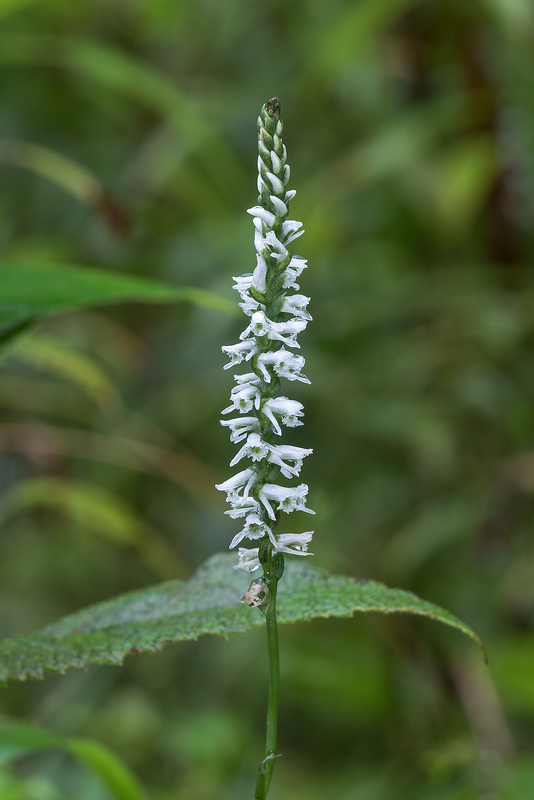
[216,97,314,572]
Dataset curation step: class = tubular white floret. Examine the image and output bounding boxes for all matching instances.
[251,258,267,293]
[274,532,314,555]
[267,443,313,478]
[240,312,308,347]
[246,205,276,227]
[221,340,258,368]
[220,416,259,443]
[230,514,275,549]
[230,433,270,467]
[221,374,261,414]
[280,220,305,244]
[258,483,315,521]
[239,296,261,316]
[256,350,310,383]
[229,434,312,477]
[262,397,304,434]
[215,468,256,498]
[225,496,260,518]
[217,98,314,571]
[232,274,253,294]
[281,295,312,320]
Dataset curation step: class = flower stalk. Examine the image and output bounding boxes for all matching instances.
[216,96,314,571]
[217,97,312,799]
[254,569,280,800]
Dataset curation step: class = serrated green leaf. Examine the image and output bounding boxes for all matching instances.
[0,263,234,323]
[0,554,486,683]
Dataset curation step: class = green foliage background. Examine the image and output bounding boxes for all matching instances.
[0,0,533,797]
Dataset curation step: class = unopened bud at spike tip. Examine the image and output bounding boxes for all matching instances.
[265,97,280,119]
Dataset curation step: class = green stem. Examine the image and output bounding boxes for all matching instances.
[254,571,280,800]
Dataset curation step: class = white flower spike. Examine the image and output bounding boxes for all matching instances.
[217,97,314,572]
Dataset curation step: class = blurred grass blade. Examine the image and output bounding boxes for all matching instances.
[0,716,146,800]
[14,334,118,408]
[0,140,105,207]
[0,262,235,323]
[0,477,183,578]
[67,739,146,800]
[0,317,36,360]
[0,33,246,196]
[0,478,145,545]
[0,422,218,498]
[0,554,486,683]
[0,717,57,766]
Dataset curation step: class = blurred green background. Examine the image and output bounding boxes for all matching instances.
[1,0,534,797]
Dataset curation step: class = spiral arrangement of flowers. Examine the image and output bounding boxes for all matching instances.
[216,97,314,573]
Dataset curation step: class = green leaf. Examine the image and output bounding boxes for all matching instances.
[0,554,486,683]
[0,263,234,323]
[0,716,146,800]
